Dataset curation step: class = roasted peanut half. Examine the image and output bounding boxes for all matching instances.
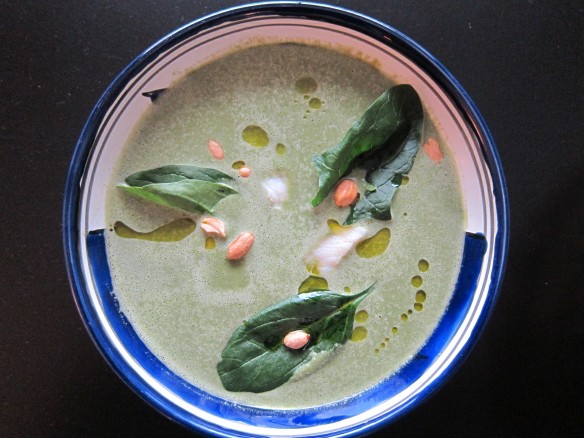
[333,179,359,208]
[226,232,255,260]
[239,166,252,178]
[200,217,226,238]
[207,139,224,160]
[423,137,443,163]
[283,330,310,349]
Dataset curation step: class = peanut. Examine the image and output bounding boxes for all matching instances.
[207,139,224,160]
[226,232,255,260]
[423,137,443,163]
[200,217,226,238]
[283,330,310,349]
[239,166,252,178]
[333,179,359,208]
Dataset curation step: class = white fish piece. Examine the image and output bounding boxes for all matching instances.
[307,226,367,272]
[262,176,288,207]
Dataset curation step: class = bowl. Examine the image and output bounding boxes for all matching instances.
[63,2,508,436]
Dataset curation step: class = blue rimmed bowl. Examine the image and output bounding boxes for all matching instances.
[63,2,508,436]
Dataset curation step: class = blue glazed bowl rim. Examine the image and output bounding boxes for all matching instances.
[63,2,509,436]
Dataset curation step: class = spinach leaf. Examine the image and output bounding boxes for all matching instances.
[217,285,374,393]
[124,165,232,186]
[118,165,237,215]
[311,85,423,211]
[345,125,421,224]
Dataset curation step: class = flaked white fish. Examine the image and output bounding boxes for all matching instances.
[262,176,288,207]
[306,226,367,272]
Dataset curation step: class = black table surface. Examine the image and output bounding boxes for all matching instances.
[2,1,583,436]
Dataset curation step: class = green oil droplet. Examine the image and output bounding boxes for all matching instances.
[276,143,286,155]
[401,313,408,321]
[309,97,323,109]
[350,326,368,342]
[343,286,351,293]
[385,337,390,342]
[304,95,310,100]
[411,275,423,288]
[298,275,329,294]
[414,303,424,311]
[355,310,369,323]
[114,218,195,242]
[356,228,391,258]
[418,259,429,272]
[392,327,398,334]
[415,290,427,303]
[408,309,413,315]
[374,348,380,354]
[306,261,320,276]
[231,160,245,169]
[327,218,353,235]
[295,76,318,94]
[402,175,410,185]
[242,125,269,147]
[205,236,216,250]
[380,342,386,349]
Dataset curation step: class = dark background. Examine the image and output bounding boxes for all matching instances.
[1,1,583,436]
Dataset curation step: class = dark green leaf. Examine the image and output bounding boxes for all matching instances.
[118,165,237,214]
[125,165,232,186]
[311,85,423,209]
[345,126,422,224]
[217,285,375,393]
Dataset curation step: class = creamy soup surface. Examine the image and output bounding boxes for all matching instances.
[104,43,465,409]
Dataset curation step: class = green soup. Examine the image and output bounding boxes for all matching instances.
[104,43,465,408]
